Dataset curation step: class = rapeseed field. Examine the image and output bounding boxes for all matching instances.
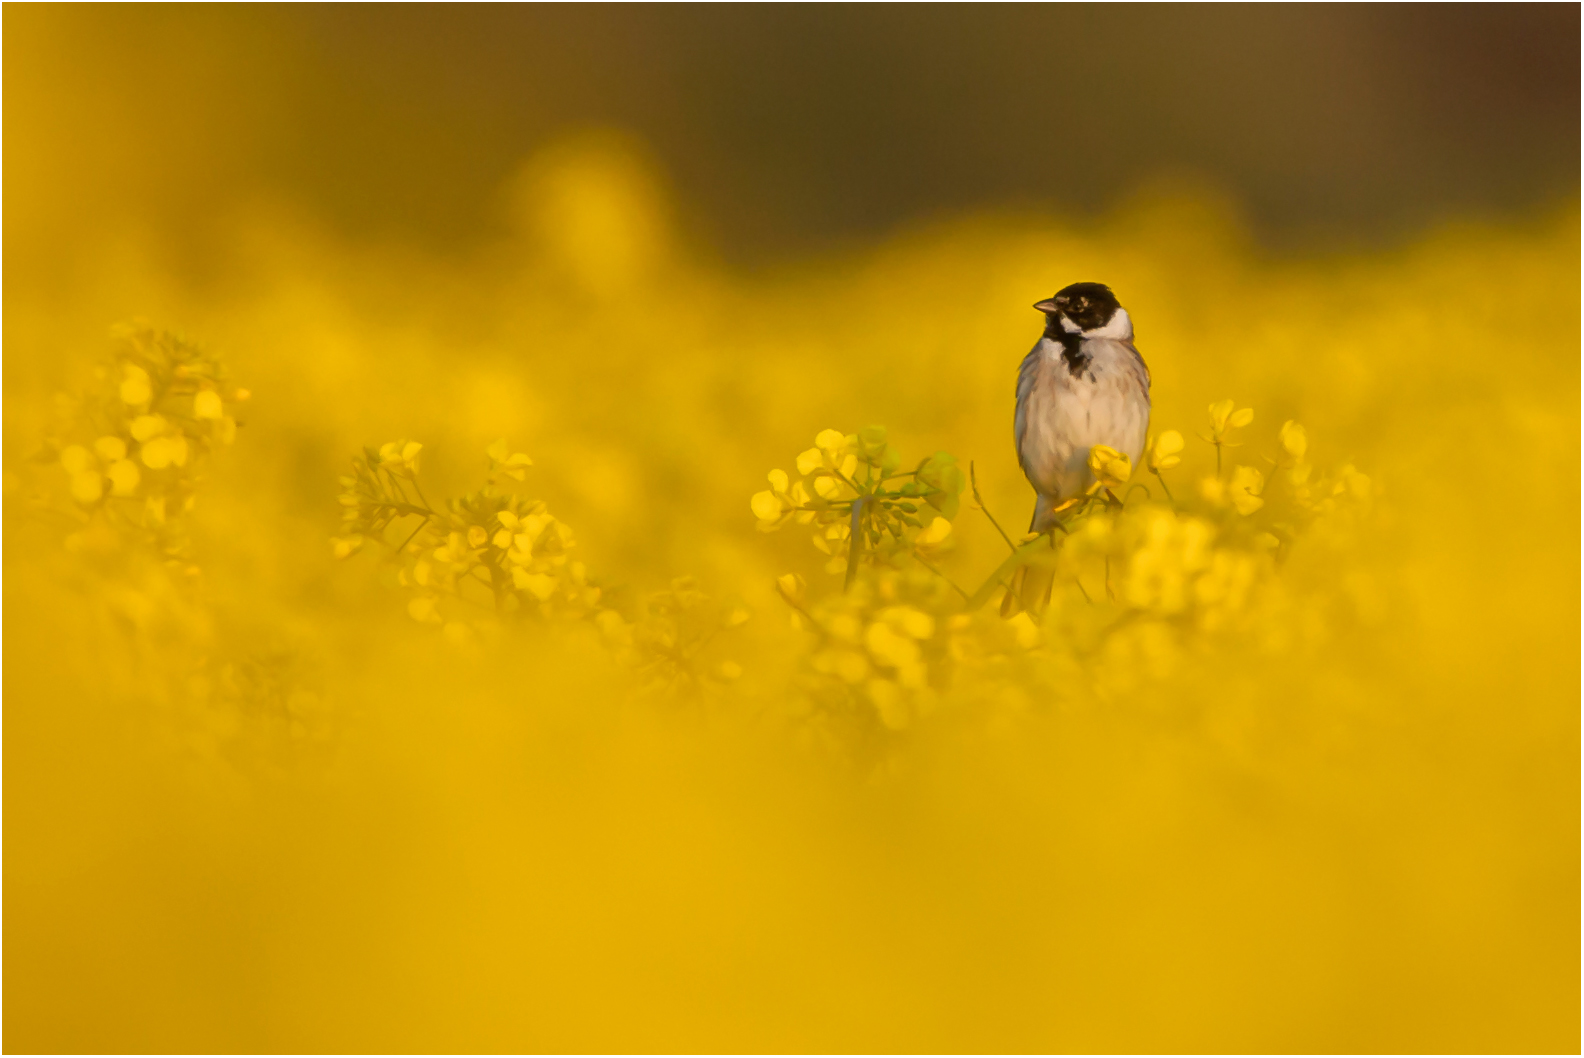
[6,135,1578,1051]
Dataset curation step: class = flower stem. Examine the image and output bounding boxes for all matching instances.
[970,461,1018,554]
[844,494,867,592]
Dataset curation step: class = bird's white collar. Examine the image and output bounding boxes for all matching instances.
[1063,307,1133,340]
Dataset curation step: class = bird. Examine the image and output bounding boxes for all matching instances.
[1002,282,1151,618]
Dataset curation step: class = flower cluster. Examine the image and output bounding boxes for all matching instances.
[596,576,752,697]
[760,406,1377,739]
[751,426,964,585]
[334,438,599,639]
[33,323,247,568]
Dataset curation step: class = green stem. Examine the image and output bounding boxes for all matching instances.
[1153,469,1177,508]
[393,515,431,554]
[915,552,970,601]
[970,461,1018,554]
[844,494,867,592]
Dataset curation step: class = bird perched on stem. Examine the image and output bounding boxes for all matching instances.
[1003,282,1151,617]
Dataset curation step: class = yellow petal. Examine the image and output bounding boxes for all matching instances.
[140,438,173,469]
[515,570,557,600]
[94,436,127,462]
[815,429,846,452]
[916,516,952,546]
[119,365,152,405]
[1279,420,1308,460]
[60,445,93,475]
[1154,429,1184,457]
[891,607,935,640]
[492,529,513,549]
[767,468,789,493]
[130,415,166,442]
[813,476,843,500]
[487,438,510,462]
[775,573,804,605]
[750,490,784,522]
[467,525,488,548]
[69,470,103,504]
[1087,444,1123,477]
[795,448,823,476]
[107,459,140,496]
[1208,399,1234,433]
[1228,407,1254,429]
[193,390,224,420]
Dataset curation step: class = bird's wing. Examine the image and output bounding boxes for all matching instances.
[1013,344,1044,473]
[1124,341,1151,396]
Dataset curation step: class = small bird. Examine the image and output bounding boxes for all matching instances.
[1003,282,1151,617]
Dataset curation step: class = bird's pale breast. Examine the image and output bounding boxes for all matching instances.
[1015,336,1151,516]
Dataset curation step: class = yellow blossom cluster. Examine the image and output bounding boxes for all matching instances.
[6,143,1576,1052]
[335,438,602,639]
[753,425,963,583]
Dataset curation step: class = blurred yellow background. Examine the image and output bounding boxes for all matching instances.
[5,7,1578,1052]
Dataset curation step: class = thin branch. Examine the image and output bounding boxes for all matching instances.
[970,461,1018,554]
[393,515,431,555]
[1152,469,1177,509]
[914,552,970,601]
[843,494,867,592]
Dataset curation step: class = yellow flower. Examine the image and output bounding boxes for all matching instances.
[106,459,140,496]
[140,437,175,469]
[750,490,785,524]
[69,469,103,504]
[1279,420,1307,461]
[119,364,152,405]
[814,428,847,453]
[865,620,921,670]
[94,436,127,462]
[130,414,167,442]
[379,440,423,476]
[466,525,489,549]
[915,516,952,548]
[812,475,845,501]
[488,438,535,480]
[881,605,935,640]
[1008,611,1041,649]
[194,390,224,420]
[513,569,558,600]
[1229,465,1265,515]
[1147,429,1184,471]
[1208,399,1254,435]
[775,573,806,607]
[1087,444,1132,489]
[789,480,814,523]
[59,445,93,475]
[331,535,365,559]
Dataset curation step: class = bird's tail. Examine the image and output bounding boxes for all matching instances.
[1000,495,1060,619]
[1000,560,1055,619]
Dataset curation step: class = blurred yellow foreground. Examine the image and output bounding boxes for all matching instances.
[5,135,1579,1051]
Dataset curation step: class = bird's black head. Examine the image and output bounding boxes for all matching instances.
[1035,282,1121,334]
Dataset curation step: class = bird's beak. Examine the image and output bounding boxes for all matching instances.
[1033,299,1059,314]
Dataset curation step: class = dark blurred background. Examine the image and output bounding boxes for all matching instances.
[6,3,1579,273]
